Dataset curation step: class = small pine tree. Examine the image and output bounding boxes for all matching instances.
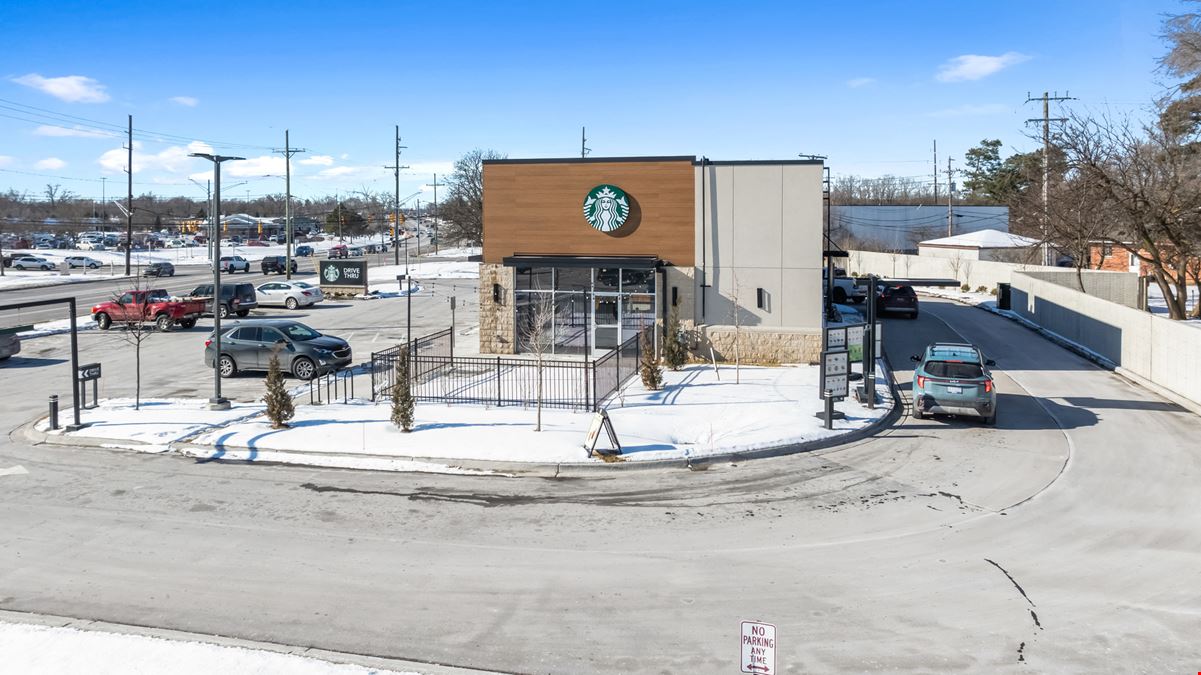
[262,350,294,428]
[663,305,688,371]
[391,348,414,432]
[639,330,663,391]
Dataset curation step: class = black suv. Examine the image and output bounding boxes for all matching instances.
[260,255,298,275]
[142,262,175,277]
[189,283,259,318]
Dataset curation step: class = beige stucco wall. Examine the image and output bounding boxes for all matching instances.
[478,263,515,354]
[693,163,824,333]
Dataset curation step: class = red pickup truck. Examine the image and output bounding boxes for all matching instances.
[91,289,207,332]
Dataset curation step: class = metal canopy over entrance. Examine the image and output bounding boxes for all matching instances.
[504,255,660,355]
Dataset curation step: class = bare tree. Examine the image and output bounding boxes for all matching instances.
[441,149,506,246]
[111,278,158,410]
[947,253,966,284]
[960,257,975,290]
[520,291,555,431]
[1056,110,1201,318]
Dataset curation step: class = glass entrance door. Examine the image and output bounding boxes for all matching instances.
[592,294,620,350]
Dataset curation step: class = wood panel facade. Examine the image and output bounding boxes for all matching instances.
[482,158,696,266]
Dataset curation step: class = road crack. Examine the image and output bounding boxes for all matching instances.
[985,558,1043,664]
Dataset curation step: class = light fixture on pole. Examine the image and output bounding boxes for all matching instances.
[189,152,244,410]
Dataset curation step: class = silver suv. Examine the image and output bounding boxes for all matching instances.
[203,319,351,380]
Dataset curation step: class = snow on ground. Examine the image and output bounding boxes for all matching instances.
[184,362,890,465]
[37,398,264,452]
[16,315,98,339]
[429,245,481,258]
[368,261,479,282]
[0,269,127,291]
[0,621,418,675]
[1147,284,1201,327]
[914,286,998,309]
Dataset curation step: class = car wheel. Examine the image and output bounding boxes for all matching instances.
[832,287,848,304]
[89,263,99,269]
[984,412,997,426]
[218,304,231,319]
[236,309,250,317]
[179,318,196,329]
[285,297,299,310]
[909,312,919,320]
[95,313,112,330]
[292,356,316,380]
[155,313,173,332]
[851,296,864,304]
[42,265,52,271]
[218,354,237,378]
[169,270,175,277]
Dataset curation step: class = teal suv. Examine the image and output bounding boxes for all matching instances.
[910,343,997,424]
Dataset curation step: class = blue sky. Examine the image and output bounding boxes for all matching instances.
[0,0,1186,202]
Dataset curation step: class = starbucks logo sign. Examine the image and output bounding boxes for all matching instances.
[323,264,341,283]
[582,184,630,233]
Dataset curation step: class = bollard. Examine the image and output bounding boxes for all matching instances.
[823,389,834,430]
[49,394,60,430]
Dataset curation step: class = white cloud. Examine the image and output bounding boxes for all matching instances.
[225,155,286,177]
[0,155,14,167]
[33,124,115,139]
[928,103,1010,117]
[299,154,335,166]
[12,73,110,103]
[170,96,199,107]
[846,77,875,88]
[339,153,350,160]
[936,52,1030,82]
[318,166,359,178]
[35,157,66,170]
[98,140,215,174]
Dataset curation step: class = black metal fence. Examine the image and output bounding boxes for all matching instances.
[370,328,452,400]
[370,328,645,411]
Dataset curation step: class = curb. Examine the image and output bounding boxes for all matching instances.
[0,608,502,675]
[919,291,1201,418]
[19,367,904,478]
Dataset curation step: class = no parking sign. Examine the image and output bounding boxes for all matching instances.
[741,620,776,673]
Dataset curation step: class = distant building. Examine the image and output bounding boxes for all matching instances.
[918,229,1041,262]
[832,205,1009,252]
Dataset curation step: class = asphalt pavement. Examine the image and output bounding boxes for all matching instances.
[0,296,1196,673]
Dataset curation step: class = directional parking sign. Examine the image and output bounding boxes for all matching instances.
[77,362,101,381]
[741,620,776,673]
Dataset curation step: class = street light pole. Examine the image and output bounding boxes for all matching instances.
[426,174,446,255]
[189,152,244,411]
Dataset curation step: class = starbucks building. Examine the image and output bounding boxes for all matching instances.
[478,156,825,362]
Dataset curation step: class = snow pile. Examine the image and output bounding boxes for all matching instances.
[367,262,479,282]
[188,363,890,465]
[0,621,418,675]
[36,398,264,452]
[429,245,481,258]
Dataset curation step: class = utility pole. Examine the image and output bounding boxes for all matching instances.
[946,156,954,237]
[414,198,422,258]
[101,177,107,221]
[426,174,446,255]
[125,114,133,276]
[581,126,591,158]
[932,140,938,203]
[273,130,306,280]
[1025,90,1074,266]
[384,126,409,266]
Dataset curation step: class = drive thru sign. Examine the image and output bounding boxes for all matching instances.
[741,620,776,673]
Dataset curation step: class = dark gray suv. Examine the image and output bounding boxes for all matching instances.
[203,319,351,380]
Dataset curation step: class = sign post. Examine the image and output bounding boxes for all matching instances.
[815,349,848,427]
[740,620,776,674]
[76,362,101,410]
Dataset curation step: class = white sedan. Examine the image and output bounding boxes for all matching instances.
[255,281,323,310]
[64,255,103,269]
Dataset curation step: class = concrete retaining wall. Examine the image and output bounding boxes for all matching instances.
[1010,271,1201,408]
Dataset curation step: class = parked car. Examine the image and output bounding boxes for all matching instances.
[876,284,919,318]
[78,241,107,251]
[188,282,259,318]
[12,256,54,271]
[2,254,13,268]
[243,239,269,247]
[91,289,207,331]
[64,256,103,269]
[347,246,365,257]
[0,334,20,361]
[164,239,187,248]
[327,244,348,259]
[255,281,323,310]
[260,255,298,275]
[910,343,998,424]
[294,245,314,257]
[143,262,176,277]
[204,319,351,380]
[213,255,250,273]
[824,269,868,304]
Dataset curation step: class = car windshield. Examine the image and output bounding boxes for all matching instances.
[925,361,984,379]
[293,282,314,289]
[280,323,322,341]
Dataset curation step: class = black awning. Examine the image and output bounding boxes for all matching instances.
[502,255,661,269]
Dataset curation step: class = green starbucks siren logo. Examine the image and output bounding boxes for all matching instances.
[583,184,631,232]
[323,264,340,283]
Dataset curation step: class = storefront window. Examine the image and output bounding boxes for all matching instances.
[595,267,620,292]
[555,267,590,292]
[554,292,587,354]
[515,266,553,291]
[622,294,656,330]
[621,269,655,294]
